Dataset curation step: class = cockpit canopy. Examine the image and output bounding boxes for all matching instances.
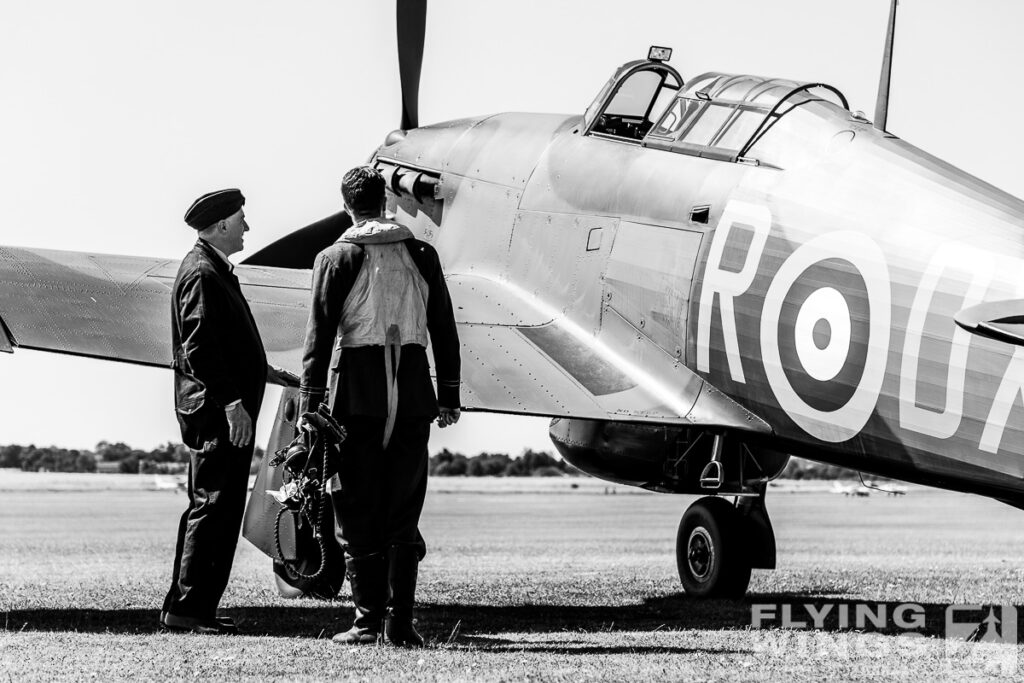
[584,56,850,165]
[583,58,683,141]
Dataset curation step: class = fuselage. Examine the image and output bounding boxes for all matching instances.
[376,84,1024,504]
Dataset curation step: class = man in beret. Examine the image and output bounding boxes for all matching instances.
[161,188,267,634]
[300,166,461,647]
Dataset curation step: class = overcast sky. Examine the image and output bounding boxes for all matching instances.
[1,0,1022,453]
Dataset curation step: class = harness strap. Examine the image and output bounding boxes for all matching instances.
[382,324,401,449]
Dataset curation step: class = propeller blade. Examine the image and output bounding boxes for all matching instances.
[397,0,426,130]
[241,211,351,269]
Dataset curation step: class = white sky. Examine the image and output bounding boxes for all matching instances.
[1,0,1022,453]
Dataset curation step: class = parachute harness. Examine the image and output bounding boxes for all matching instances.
[266,404,346,582]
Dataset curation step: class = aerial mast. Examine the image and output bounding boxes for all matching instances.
[874,0,898,132]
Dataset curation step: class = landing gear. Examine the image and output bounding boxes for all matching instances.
[676,492,776,598]
[676,497,752,597]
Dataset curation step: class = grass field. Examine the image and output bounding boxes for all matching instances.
[1,472,1022,681]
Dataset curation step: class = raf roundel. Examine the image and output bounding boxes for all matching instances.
[794,286,851,382]
[760,231,891,443]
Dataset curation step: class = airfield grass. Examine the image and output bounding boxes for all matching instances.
[1,474,1023,681]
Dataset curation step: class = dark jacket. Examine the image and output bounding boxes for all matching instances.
[299,225,460,418]
[171,239,267,443]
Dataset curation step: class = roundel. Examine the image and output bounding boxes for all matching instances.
[760,231,890,443]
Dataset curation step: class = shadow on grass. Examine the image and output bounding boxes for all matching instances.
[0,594,744,639]
[4,593,1021,646]
[457,635,743,655]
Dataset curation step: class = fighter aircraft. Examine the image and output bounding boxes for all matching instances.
[1,0,1023,599]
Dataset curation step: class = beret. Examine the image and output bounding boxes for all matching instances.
[184,189,245,230]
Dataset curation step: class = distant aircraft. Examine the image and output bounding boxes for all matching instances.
[831,481,871,497]
[151,475,185,493]
[0,0,1020,598]
[880,483,908,496]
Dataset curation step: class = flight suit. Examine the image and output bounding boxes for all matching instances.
[299,218,460,643]
[163,239,267,620]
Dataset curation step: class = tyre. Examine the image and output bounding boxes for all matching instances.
[676,496,752,598]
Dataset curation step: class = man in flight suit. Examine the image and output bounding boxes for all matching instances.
[161,188,267,634]
[299,166,461,647]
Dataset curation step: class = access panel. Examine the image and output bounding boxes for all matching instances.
[603,222,703,362]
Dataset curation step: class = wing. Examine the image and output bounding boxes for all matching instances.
[0,247,311,380]
[0,248,769,431]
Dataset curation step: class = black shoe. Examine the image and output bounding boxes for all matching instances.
[331,625,381,645]
[334,551,386,645]
[160,611,238,635]
[384,544,424,647]
[385,612,424,647]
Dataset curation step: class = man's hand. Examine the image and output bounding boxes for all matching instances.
[437,407,461,428]
[266,364,301,388]
[225,402,253,447]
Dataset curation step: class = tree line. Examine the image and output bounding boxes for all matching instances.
[0,441,265,474]
[780,458,859,480]
[1,440,860,480]
[427,452,861,479]
[0,441,569,477]
[428,449,575,477]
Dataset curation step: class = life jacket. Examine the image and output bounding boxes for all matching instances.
[337,219,430,447]
[337,220,429,349]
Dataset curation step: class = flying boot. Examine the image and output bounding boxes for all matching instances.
[332,551,386,644]
[384,543,424,647]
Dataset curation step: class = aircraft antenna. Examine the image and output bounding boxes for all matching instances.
[874,0,898,131]
[397,0,427,130]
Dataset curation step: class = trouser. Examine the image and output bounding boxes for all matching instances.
[334,417,430,558]
[162,425,255,618]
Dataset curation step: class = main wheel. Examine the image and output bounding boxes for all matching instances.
[676,496,752,598]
